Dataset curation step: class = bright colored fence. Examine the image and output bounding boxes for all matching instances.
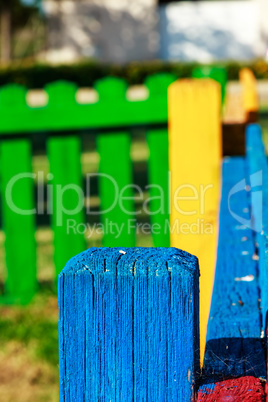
[198,124,267,399]
[168,78,222,360]
[0,67,230,304]
[2,66,266,399]
[0,73,176,304]
[59,121,268,400]
[59,247,200,400]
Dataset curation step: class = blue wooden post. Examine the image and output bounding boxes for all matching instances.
[198,126,267,399]
[58,247,200,401]
[202,158,266,381]
[246,124,268,334]
[200,156,266,395]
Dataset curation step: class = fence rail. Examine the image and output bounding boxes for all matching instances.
[0,67,233,304]
[0,73,176,303]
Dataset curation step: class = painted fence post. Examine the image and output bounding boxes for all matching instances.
[145,73,176,247]
[197,127,267,400]
[95,78,136,247]
[168,78,222,361]
[46,81,86,281]
[246,123,268,345]
[0,84,36,304]
[202,157,265,381]
[58,247,200,401]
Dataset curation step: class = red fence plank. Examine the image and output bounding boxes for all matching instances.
[198,377,265,401]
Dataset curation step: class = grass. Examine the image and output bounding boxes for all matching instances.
[0,289,59,402]
[0,111,267,401]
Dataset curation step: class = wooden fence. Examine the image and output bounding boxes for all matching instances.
[198,123,267,400]
[59,247,200,401]
[58,76,267,400]
[0,67,228,304]
[58,126,267,401]
[0,73,177,304]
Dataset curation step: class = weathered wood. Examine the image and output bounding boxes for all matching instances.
[198,376,265,401]
[246,125,268,386]
[202,157,266,382]
[58,247,200,401]
[168,78,222,361]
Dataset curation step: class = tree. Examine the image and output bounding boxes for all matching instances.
[0,0,39,62]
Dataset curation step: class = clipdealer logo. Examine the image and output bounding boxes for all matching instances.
[228,170,262,233]
[5,170,262,236]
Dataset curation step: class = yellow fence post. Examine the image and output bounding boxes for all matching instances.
[168,79,222,362]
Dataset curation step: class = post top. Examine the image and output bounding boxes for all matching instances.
[60,247,199,278]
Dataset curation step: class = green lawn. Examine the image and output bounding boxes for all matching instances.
[0,290,59,401]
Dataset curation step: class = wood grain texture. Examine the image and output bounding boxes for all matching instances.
[198,376,265,401]
[245,124,268,401]
[168,78,222,361]
[202,157,266,382]
[246,124,268,322]
[58,247,200,401]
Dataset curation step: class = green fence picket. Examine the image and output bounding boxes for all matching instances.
[46,81,86,279]
[0,84,36,304]
[145,74,176,247]
[0,75,175,303]
[0,140,37,304]
[95,78,135,247]
[192,66,227,103]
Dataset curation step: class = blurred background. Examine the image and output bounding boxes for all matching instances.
[1,0,268,64]
[0,1,268,401]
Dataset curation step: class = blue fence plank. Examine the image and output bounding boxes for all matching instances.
[246,124,268,327]
[202,157,266,384]
[59,247,200,401]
